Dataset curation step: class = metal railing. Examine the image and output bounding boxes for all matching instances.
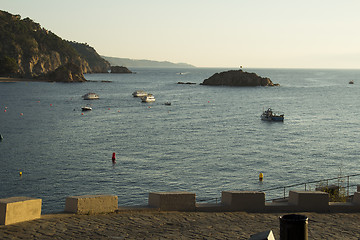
[195,173,360,204]
[261,173,360,202]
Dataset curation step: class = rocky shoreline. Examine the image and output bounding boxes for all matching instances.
[1,210,359,239]
[0,77,49,82]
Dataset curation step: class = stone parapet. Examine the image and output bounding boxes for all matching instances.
[352,192,360,204]
[0,197,42,225]
[289,191,329,212]
[221,191,265,212]
[148,192,196,211]
[65,195,118,214]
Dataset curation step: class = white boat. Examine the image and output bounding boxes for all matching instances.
[82,93,99,100]
[141,94,155,102]
[132,90,148,97]
[261,108,284,121]
[81,106,92,111]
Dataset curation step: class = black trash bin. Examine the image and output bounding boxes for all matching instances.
[279,214,308,240]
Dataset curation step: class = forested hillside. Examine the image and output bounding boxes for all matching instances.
[0,10,109,80]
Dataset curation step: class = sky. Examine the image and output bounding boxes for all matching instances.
[2,0,360,68]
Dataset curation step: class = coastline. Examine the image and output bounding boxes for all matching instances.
[0,77,50,83]
[1,210,360,239]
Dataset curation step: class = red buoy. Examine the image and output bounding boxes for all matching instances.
[112,152,116,163]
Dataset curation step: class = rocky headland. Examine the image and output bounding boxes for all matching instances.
[0,10,109,82]
[201,69,279,87]
[110,66,132,73]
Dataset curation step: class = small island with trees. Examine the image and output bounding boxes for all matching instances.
[201,69,279,87]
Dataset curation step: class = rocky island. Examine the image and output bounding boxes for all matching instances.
[110,66,132,74]
[201,69,279,87]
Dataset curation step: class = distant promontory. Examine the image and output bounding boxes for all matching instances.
[103,56,195,68]
[201,70,279,87]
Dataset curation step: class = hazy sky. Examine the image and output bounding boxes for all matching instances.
[2,0,360,68]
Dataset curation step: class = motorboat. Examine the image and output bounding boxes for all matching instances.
[349,80,354,84]
[164,102,171,106]
[81,106,92,111]
[141,94,155,102]
[132,90,148,97]
[82,93,99,100]
[261,108,284,121]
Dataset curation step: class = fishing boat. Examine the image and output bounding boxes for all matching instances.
[82,93,99,100]
[261,108,284,121]
[132,90,148,97]
[141,94,155,102]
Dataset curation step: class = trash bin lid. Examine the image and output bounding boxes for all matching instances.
[280,214,308,222]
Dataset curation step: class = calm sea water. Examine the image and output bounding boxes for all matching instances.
[1,68,360,213]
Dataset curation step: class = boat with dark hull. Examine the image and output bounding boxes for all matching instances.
[261,108,284,122]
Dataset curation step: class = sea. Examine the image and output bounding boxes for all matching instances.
[1,67,360,213]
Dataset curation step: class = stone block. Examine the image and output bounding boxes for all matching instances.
[289,191,329,212]
[148,192,196,211]
[352,192,360,204]
[0,197,42,225]
[65,195,118,214]
[329,202,360,212]
[221,191,265,211]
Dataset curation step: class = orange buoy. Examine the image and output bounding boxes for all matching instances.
[112,152,116,164]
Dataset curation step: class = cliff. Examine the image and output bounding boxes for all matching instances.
[37,63,86,82]
[201,70,279,87]
[0,10,109,82]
